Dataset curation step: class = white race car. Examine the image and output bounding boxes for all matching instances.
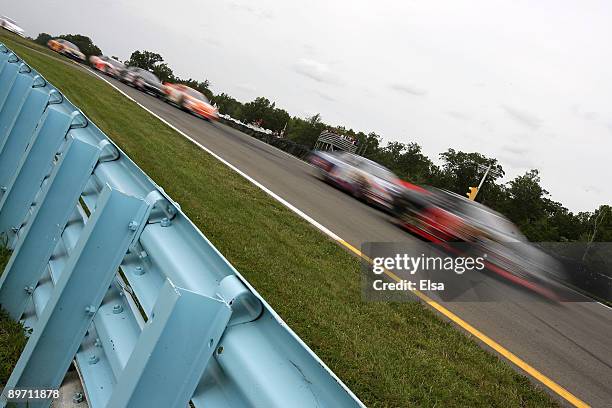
[309,150,404,210]
[0,16,25,38]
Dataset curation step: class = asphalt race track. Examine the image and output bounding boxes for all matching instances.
[92,72,612,407]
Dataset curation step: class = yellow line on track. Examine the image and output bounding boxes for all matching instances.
[337,238,589,408]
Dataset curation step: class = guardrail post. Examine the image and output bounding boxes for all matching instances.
[106,280,232,408]
[0,64,35,153]
[0,76,50,188]
[0,137,101,319]
[0,57,21,110]
[0,102,75,237]
[0,186,149,408]
[0,44,13,73]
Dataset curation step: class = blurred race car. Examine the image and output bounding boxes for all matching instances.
[89,55,126,78]
[47,38,86,62]
[393,187,525,243]
[393,187,568,299]
[308,150,404,210]
[122,67,164,97]
[163,83,219,121]
[0,16,25,37]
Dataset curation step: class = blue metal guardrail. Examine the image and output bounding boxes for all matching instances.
[0,44,364,408]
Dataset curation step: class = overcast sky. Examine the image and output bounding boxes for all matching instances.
[5,0,610,212]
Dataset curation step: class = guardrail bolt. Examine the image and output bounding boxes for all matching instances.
[88,355,99,365]
[112,304,123,314]
[0,186,6,192]
[85,305,96,316]
[167,205,176,216]
[72,392,84,404]
[94,338,102,348]
[128,221,139,231]
[23,286,34,295]
[139,250,148,260]
[161,217,171,227]
[134,266,144,275]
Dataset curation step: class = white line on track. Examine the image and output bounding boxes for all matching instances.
[89,70,344,241]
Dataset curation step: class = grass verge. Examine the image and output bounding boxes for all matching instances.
[0,31,558,407]
[0,243,28,386]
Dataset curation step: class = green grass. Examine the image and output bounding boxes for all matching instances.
[0,31,559,407]
[0,243,28,386]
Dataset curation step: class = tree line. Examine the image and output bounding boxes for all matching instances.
[31,33,610,242]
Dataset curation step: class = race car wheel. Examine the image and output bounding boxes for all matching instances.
[179,96,188,111]
[363,186,375,205]
[315,167,328,181]
[354,176,367,200]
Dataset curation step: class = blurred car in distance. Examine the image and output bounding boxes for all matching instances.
[0,16,25,37]
[308,150,404,210]
[163,83,219,121]
[122,67,164,97]
[89,55,126,78]
[47,38,86,62]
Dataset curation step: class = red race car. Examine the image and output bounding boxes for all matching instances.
[89,55,126,78]
[393,187,568,300]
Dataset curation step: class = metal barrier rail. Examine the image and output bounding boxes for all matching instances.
[0,44,363,408]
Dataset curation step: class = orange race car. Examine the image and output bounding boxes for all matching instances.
[163,83,219,121]
[47,38,86,62]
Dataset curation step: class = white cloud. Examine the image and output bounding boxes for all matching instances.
[292,59,342,85]
[228,2,275,20]
[501,105,542,130]
[389,83,427,96]
[314,90,336,102]
[446,111,471,120]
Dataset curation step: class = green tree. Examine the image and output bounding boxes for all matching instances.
[286,114,326,147]
[267,108,291,133]
[370,142,436,185]
[356,132,382,157]
[57,34,102,59]
[241,97,274,125]
[34,33,52,47]
[152,62,175,83]
[126,50,163,71]
[213,93,243,117]
[434,149,505,198]
[585,205,612,242]
[502,170,554,240]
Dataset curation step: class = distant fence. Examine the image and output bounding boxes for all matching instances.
[218,115,312,159]
[0,44,363,408]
